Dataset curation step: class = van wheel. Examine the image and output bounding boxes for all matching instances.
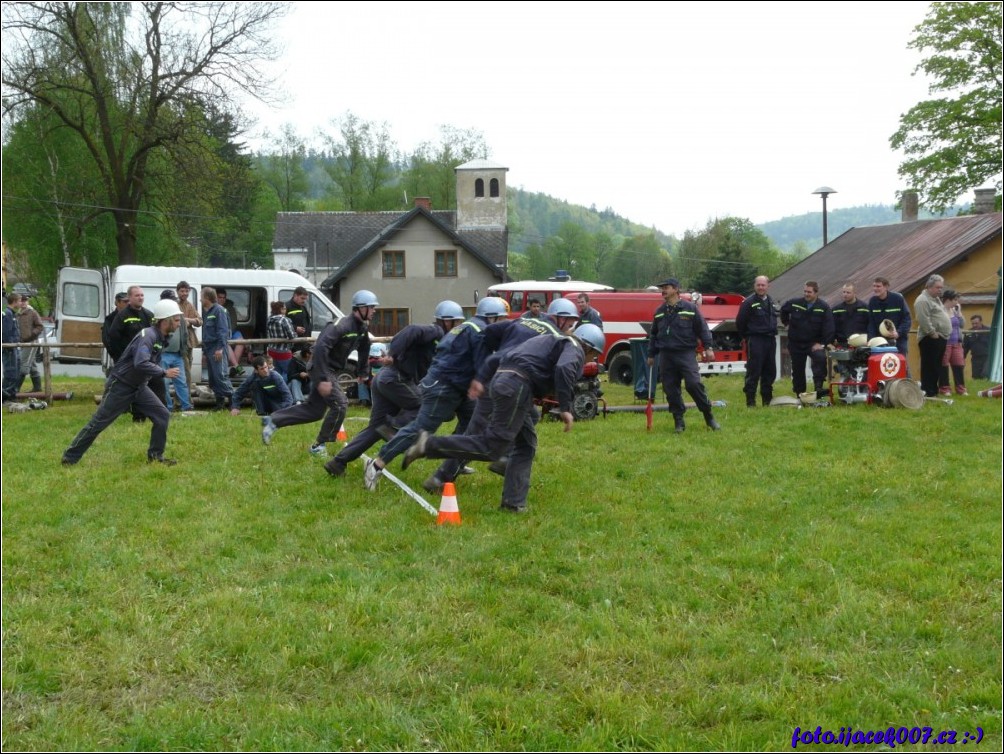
[606,351,633,385]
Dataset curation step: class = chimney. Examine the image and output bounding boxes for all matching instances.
[901,191,919,222]
[414,196,432,211]
[973,188,996,214]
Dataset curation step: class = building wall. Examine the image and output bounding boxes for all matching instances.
[456,168,507,229]
[341,218,497,324]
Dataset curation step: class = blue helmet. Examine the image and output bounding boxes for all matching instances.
[475,297,508,318]
[573,323,605,353]
[434,300,465,321]
[351,289,380,308]
[547,298,579,318]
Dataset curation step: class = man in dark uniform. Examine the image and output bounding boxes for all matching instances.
[964,314,990,380]
[403,324,603,513]
[101,291,130,360]
[107,285,166,418]
[62,299,183,466]
[735,275,778,407]
[421,297,579,494]
[647,278,721,432]
[362,297,507,491]
[867,277,912,356]
[575,293,604,328]
[263,290,375,458]
[781,281,835,399]
[324,301,466,479]
[285,286,312,340]
[831,282,871,346]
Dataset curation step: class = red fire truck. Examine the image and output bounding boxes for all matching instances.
[487,280,747,383]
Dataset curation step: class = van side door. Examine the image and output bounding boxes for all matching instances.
[55,266,109,364]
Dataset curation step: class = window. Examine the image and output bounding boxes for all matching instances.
[475,178,484,198]
[435,250,457,278]
[372,308,409,337]
[509,291,524,312]
[61,282,100,318]
[382,250,405,278]
[490,178,500,197]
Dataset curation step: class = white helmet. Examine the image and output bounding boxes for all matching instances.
[868,336,889,348]
[547,298,579,318]
[879,319,897,339]
[573,323,606,353]
[434,300,465,321]
[475,297,508,318]
[351,289,380,308]
[847,333,868,348]
[152,299,182,321]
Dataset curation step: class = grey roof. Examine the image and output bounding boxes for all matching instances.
[455,159,508,171]
[272,207,507,288]
[769,213,1002,304]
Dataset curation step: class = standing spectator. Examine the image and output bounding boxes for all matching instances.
[107,285,165,419]
[938,289,967,396]
[285,286,312,340]
[324,301,466,479]
[831,282,871,346]
[101,292,130,360]
[230,356,293,417]
[158,290,194,412]
[62,299,184,466]
[520,298,545,320]
[401,324,604,514]
[964,314,990,380]
[200,286,234,411]
[262,290,376,458]
[175,280,202,393]
[287,345,312,403]
[913,274,951,397]
[735,275,778,407]
[780,281,835,400]
[216,288,245,376]
[266,300,296,381]
[2,293,22,404]
[361,297,506,490]
[868,277,912,356]
[15,294,44,393]
[575,293,604,328]
[646,278,721,432]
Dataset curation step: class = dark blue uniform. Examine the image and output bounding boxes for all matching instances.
[648,298,717,427]
[735,293,778,406]
[780,296,835,397]
[422,333,585,512]
[270,313,370,447]
[867,291,912,355]
[831,297,871,345]
[232,367,293,415]
[63,326,173,464]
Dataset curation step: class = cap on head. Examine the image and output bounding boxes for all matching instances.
[434,300,464,321]
[475,297,507,318]
[351,289,380,308]
[160,289,178,301]
[573,323,606,353]
[114,292,129,303]
[547,298,579,318]
[656,278,680,289]
[152,299,182,321]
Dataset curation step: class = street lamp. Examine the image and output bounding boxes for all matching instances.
[812,186,837,246]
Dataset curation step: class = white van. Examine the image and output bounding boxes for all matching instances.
[56,265,345,378]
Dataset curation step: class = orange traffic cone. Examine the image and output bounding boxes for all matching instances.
[436,482,461,526]
[337,424,347,442]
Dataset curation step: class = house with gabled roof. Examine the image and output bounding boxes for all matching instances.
[769,193,1001,377]
[271,160,509,336]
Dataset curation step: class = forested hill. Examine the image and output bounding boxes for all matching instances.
[510,188,954,255]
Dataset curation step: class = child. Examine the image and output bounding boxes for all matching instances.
[287,345,312,404]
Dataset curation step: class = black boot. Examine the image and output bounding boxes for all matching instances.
[674,416,686,433]
[31,375,42,392]
[703,411,721,431]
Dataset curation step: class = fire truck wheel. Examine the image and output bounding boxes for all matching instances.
[606,351,633,386]
[572,391,599,420]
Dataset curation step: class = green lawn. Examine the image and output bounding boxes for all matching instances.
[2,374,1001,751]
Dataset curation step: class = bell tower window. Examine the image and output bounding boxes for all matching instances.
[475,178,484,198]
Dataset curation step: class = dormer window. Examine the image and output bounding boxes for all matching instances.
[475,178,485,198]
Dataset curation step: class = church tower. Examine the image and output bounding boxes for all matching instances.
[455,159,508,230]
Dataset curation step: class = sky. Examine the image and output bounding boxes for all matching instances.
[243,0,940,238]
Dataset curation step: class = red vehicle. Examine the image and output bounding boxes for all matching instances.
[488,279,747,383]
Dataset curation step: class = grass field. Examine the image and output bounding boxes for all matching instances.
[2,373,1001,751]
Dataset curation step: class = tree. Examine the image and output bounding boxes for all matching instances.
[257,124,309,212]
[401,126,489,209]
[890,2,1003,212]
[321,112,400,211]
[2,1,288,264]
[677,217,774,292]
